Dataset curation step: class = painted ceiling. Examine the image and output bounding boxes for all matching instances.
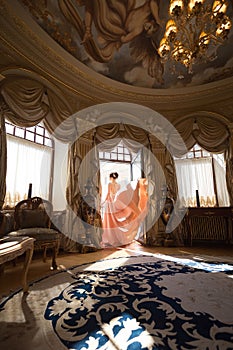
[19,0,233,89]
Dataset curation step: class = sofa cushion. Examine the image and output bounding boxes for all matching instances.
[8,228,60,241]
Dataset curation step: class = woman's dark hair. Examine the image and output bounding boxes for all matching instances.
[109,172,118,179]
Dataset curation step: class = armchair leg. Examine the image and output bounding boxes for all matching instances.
[51,256,57,270]
[51,242,60,270]
[43,247,47,263]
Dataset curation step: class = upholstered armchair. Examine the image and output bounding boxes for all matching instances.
[8,197,61,269]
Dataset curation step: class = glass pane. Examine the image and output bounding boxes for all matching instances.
[117,145,124,153]
[35,134,44,144]
[5,123,14,135]
[195,151,202,157]
[124,154,131,161]
[99,151,104,158]
[193,144,199,150]
[118,154,124,160]
[15,127,25,138]
[105,152,110,159]
[36,126,44,135]
[187,153,194,158]
[26,131,35,142]
[27,126,35,132]
[111,153,117,160]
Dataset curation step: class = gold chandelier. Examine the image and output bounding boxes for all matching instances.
[158,0,232,75]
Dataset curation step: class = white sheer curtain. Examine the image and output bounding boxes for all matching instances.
[175,157,216,207]
[213,157,230,206]
[4,135,52,207]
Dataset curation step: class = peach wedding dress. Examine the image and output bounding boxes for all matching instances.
[101,179,148,247]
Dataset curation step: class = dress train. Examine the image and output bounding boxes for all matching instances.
[101,179,148,246]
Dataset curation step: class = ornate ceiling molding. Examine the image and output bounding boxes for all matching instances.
[0,0,233,122]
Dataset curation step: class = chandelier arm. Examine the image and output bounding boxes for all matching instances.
[208,33,224,44]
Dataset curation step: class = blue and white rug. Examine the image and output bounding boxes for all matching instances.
[0,254,233,350]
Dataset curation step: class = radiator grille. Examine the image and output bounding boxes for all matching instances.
[190,216,227,241]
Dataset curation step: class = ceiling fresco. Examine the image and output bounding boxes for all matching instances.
[19,0,233,89]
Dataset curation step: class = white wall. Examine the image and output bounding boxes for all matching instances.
[52,138,69,210]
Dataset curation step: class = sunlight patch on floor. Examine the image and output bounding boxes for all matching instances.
[114,246,233,273]
[82,256,133,271]
[101,314,154,349]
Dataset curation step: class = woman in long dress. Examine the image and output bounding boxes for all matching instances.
[101,172,148,247]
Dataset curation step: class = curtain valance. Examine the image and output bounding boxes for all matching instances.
[173,117,230,156]
[0,77,75,141]
[1,78,49,126]
[95,123,150,152]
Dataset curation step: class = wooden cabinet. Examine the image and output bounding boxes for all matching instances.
[184,207,233,246]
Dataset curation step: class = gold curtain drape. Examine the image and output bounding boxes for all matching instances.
[1,78,49,127]
[0,77,74,138]
[173,117,229,156]
[95,123,149,147]
[63,130,99,252]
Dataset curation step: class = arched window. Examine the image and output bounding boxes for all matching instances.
[174,144,229,207]
[4,120,54,208]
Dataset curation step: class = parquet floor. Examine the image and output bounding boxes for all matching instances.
[0,241,233,298]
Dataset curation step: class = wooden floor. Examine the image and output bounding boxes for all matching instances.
[1,241,233,298]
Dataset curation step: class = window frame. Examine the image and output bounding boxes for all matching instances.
[99,141,132,163]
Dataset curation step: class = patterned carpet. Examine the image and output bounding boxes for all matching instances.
[0,254,233,350]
